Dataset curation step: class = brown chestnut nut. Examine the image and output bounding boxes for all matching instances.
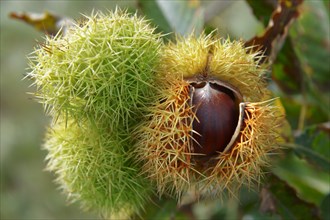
[190,80,242,155]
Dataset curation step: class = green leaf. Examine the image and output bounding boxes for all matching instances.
[323,0,330,17]
[272,39,303,94]
[137,0,172,34]
[273,153,330,205]
[138,0,205,36]
[292,1,330,83]
[293,145,330,172]
[203,1,233,23]
[269,1,329,131]
[294,125,330,166]
[289,0,330,116]
[141,198,190,220]
[267,174,321,220]
[320,194,330,220]
[156,0,204,36]
[246,0,275,26]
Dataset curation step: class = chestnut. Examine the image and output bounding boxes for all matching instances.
[135,36,283,199]
[189,80,242,155]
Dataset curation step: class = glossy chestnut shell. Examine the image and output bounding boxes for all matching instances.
[189,80,242,155]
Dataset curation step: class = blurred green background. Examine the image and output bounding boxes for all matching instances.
[1,1,329,219]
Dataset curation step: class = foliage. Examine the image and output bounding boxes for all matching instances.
[1,0,329,219]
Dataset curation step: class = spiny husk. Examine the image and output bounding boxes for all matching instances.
[27,9,162,131]
[210,40,267,102]
[44,118,152,219]
[27,9,163,218]
[135,76,198,198]
[158,34,213,79]
[135,34,283,199]
[159,34,268,101]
